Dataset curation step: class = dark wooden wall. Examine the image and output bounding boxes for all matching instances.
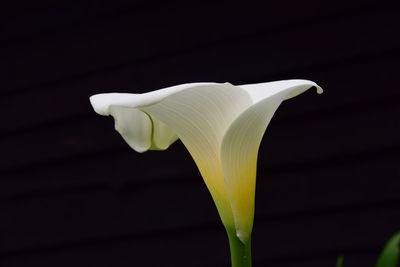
[1,1,399,266]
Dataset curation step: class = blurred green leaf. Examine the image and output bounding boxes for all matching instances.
[376,232,400,267]
[336,255,344,267]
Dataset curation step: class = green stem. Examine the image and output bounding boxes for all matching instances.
[227,229,252,267]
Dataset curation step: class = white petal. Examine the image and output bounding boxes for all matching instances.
[142,83,253,228]
[239,79,323,104]
[221,82,321,243]
[107,106,178,152]
[148,114,179,150]
[109,106,152,152]
[89,83,215,152]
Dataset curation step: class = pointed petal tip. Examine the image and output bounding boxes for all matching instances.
[281,79,324,95]
[290,79,323,94]
[315,83,323,94]
[288,79,323,95]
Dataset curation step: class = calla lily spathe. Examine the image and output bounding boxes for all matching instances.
[90,80,322,243]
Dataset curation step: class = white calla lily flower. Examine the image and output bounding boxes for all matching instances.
[90,80,322,244]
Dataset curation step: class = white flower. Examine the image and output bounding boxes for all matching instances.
[90,80,322,243]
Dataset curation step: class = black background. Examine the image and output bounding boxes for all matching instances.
[1,1,399,266]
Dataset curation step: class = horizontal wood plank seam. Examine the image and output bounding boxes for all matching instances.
[1,47,398,138]
[0,0,170,46]
[1,198,398,258]
[1,6,396,97]
[0,2,387,47]
[1,144,399,199]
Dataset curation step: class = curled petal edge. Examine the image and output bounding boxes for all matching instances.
[89,83,216,152]
[221,81,322,243]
